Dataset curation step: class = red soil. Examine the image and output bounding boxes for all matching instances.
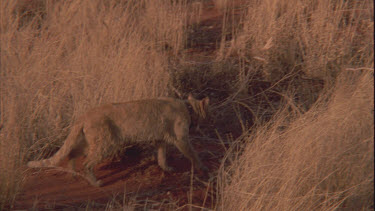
[15,139,221,209]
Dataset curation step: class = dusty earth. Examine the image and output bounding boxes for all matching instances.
[13,2,245,210]
[16,138,222,209]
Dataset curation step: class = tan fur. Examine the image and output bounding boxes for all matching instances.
[27,94,209,187]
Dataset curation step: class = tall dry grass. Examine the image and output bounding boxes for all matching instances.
[219,0,373,81]
[218,70,374,210]
[0,0,190,208]
[216,0,374,210]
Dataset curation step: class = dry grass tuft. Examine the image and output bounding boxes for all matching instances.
[219,0,373,81]
[218,70,374,210]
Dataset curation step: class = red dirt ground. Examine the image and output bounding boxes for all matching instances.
[13,2,245,209]
[15,138,223,209]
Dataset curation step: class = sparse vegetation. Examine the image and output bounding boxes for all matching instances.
[0,0,373,210]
